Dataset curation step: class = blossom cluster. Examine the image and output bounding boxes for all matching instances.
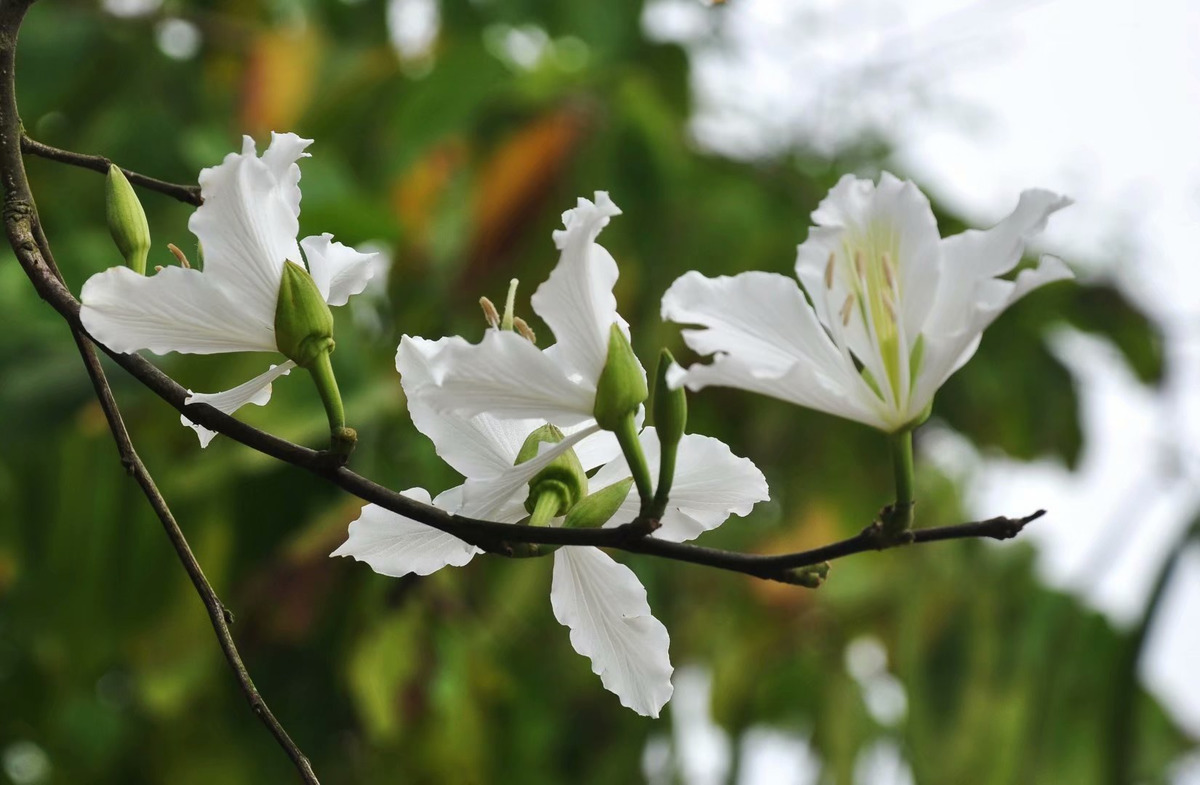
[78,133,1071,716]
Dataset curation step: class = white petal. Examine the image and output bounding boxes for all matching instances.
[331,488,481,577]
[425,329,596,426]
[181,360,296,447]
[457,424,602,519]
[300,233,380,307]
[591,428,768,542]
[913,191,1072,407]
[532,191,627,383]
[398,335,548,476]
[551,547,673,717]
[80,266,278,355]
[259,132,313,219]
[188,135,306,321]
[661,271,883,427]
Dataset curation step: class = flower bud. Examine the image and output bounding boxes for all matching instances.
[564,477,635,529]
[516,424,588,516]
[274,260,335,368]
[653,349,687,451]
[105,165,150,275]
[593,324,647,431]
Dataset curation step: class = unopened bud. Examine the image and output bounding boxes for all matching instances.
[274,260,335,368]
[516,424,588,516]
[653,349,687,451]
[105,165,150,275]
[565,478,635,529]
[593,324,647,431]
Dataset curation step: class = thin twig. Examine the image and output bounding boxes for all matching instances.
[0,3,316,782]
[21,134,203,206]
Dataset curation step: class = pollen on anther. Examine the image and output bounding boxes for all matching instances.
[824,252,835,288]
[513,316,537,344]
[166,243,191,269]
[854,250,866,281]
[840,294,855,326]
[479,296,500,328]
[882,252,897,290]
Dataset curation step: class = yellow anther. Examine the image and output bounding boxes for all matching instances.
[513,316,537,344]
[479,296,500,329]
[840,294,855,326]
[167,243,191,269]
[824,252,835,289]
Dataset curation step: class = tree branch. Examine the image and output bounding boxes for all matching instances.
[0,3,316,782]
[21,134,203,206]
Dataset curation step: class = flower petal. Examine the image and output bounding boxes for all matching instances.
[300,233,380,307]
[531,192,628,383]
[913,190,1072,407]
[551,546,673,717]
[424,329,597,426]
[181,360,296,447]
[661,271,883,427]
[457,424,602,519]
[590,428,768,542]
[331,488,481,577]
[187,134,306,322]
[80,265,278,355]
[259,132,312,220]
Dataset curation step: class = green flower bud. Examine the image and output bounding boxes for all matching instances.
[592,324,648,432]
[564,477,635,529]
[105,165,150,275]
[516,424,588,518]
[274,260,335,368]
[652,349,687,451]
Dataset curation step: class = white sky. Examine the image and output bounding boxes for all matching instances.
[645,0,1200,774]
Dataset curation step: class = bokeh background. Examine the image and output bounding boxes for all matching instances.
[1,0,1196,783]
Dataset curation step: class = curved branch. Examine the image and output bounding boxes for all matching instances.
[21,134,203,206]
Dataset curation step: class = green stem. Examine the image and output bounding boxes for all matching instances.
[528,490,562,528]
[650,438,677,520]
[614,413,654,515]
[307,350,356,458]
[884,429,915,535]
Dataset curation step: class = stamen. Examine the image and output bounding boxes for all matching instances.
[153,265,164,272]
[501,278,519,331]
[824,252,835,289]
[167,243,191,269]
[854,250,866,282]
[882,296,898,324]
[882,252,897,291]
[479,296,500,328]
[840,294,855,326]
[513,317,537,344]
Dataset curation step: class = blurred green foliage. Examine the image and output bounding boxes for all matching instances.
[0,0,1183,783]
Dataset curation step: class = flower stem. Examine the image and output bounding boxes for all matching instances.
[307,350,356,459]
[614,413,654,515]
[883,429,915,535]
[650,439,677,520]
[528,490,562,528]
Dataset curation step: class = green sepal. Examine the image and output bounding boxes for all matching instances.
[516,424,588,515]
[105,164,150,275]
[593,324,648,431]
[565,477,635,529]
[274,260,335,368]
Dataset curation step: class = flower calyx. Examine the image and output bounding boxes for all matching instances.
[274,259,335,368]
[517,424,588,526]
[105,165,150,275]
[593,324,647,432]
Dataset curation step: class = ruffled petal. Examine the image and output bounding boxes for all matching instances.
[331,488,481,577]
[531,191,628,383]
[80,265,278,355]
[912,191,1072,408]
[424,329,597,427]
[457,424,602,519]
[300,233,380,307]
[589,428,768,542]
[181,360,296,447]
[187,134,306,321]
[550,546,673,717]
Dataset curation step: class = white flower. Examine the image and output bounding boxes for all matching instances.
[79,132,379,445]
[662,173,1072,433]
[418,191,643,428]
[332,336,769,717]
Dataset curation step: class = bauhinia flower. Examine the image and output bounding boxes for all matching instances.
[332,336,768,717]
[80,132,378,452]
[662,173,1073,434]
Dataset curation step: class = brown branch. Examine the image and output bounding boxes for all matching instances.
[0,3,317,782]
[21,134,203,206]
